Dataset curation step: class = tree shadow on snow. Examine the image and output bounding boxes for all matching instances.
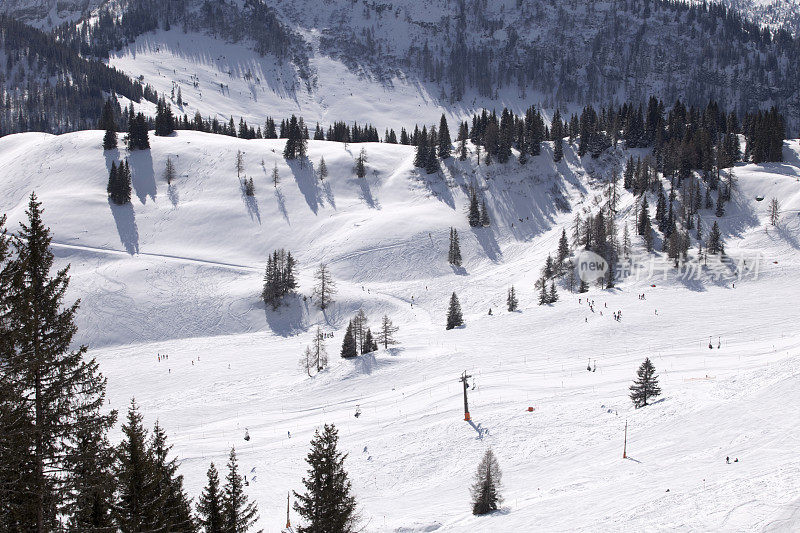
[451,264,468,276]
[287,158,322,214]
[470,226,502,262]
[417,167,455,209]
[108,199,139,254]
[127,149,157,204]
[322,180,336,209]
[167,183,179,207]
[274,187,289,224]
[357,178,380,209]
[263,293,306,337]
[467,419,489,439]
[240,178,261,224]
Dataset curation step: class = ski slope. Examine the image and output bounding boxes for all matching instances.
[1,130,800,531]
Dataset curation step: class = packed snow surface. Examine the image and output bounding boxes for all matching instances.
[1,130,800,531]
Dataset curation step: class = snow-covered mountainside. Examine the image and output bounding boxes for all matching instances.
[5,0,800,135]
[1,130,800,530]
[0,0,101,28]
[709,0,800,34]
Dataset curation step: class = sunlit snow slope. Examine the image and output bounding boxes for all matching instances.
[1,130,800,531]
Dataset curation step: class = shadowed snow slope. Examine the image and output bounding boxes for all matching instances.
[1,130,800,531]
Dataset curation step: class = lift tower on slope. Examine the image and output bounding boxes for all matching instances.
[460,371,473,421]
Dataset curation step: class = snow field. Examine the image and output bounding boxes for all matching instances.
[1,130,800,530]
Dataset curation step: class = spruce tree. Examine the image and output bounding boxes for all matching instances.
[150,422,195,532]
[64,416,117,532]
[438,113,452,159]
[293,424,357,533]
[414,127,428,168]
[222,448,260,533]
[103,128,118,151]
[468,187,481,227]
[101,99,118,150]
[557,228,570,267]
[355,148,367,178]
[448,227,462,267]
[629,357,662,408]
[197,463,223,533]
[548,281,558,303]
[363,329,375,354]
[2,194,115,532]
[506,286,518,312]
[154,97,175,136]
[479,200,490,227]
[340,321,358,358]
[471,449,502,515]
[446,292,464,330]
[164,157,176,184]
[114,399,158,531]
[707,221,724,254]
[538,279,549,305]
[318,157,328,180]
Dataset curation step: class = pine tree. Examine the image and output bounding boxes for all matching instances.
[293,424,357,533]
[318,157,328,180]
[414,127,428,168]
[222,448,260,533]
[197,463,224,533]
[548,281,558,303]
[629,357,662,408]
[376,315,399,349]
[114,399,158,531]
[707,221,724,254]
[313,263,336,310]
[638,197,653,251]
[446,292,464,330]
[154,97,175,136]
[479,200,490,227]
[468,187,481,227]
[552,110,564,162]
[363,329,375,354]
[2,194,115,532]
[103,128,118,151]
[438,113,452,159]
[150,422,195,532]
[557,228,570,266]
[506,286,518,312]
[64,416,116,532]
[164,157,176,184]
[355,148,367,178]
[448,227,462,267]
[538,278,549,305]
[101,99,118,150]
[341,321,358,359]
[715,196,725,217]
[471,449,502,515]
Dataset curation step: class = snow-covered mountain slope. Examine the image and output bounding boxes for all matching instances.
[7,0,796,134]
[2,131,800,531]
[0,0,101,28]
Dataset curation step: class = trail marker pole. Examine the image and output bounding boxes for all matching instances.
[459,371,473,421]
[623,420,628,459]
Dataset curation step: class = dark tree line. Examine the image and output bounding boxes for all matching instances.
[0,15,151,137]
